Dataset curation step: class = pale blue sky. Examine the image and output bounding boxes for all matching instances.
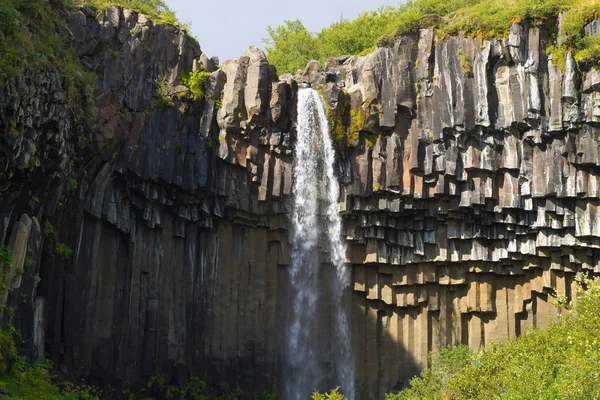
[167,0,398,62]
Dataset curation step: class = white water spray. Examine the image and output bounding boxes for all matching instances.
[284,88,354,400]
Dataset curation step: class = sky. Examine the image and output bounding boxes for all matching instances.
[167,0,399,62]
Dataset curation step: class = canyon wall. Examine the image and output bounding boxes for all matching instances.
[2,4,600,399]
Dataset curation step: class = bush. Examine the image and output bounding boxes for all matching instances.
[388,275,600,400]
[0,327,17,374]
[311,387,347,400]
[181,67,210,102]
[263,19,318,75]
[55,242,73,259]
[264,0,600,74]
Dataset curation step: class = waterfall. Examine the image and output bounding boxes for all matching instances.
[284,88,355,400]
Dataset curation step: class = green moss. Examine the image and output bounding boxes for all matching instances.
[376,33,396,48]
[575,35,600,69]
[363,131,379,147]
[7,122,20,139]
[33,274,41,289]
[66,176,78,193]
[349,108,364,143]
[457,49,472,76]
[0,247,12,270]
[55,242,73,259]
[150,74,174,109]
[326,91,351,148]
[43,220,55,238]
[24,247,32,268]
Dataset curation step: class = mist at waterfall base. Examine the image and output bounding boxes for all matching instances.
[283,89,355,400]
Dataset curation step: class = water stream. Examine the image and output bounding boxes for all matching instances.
[284,88,355,400]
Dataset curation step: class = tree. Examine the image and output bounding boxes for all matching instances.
[262,19,318,75]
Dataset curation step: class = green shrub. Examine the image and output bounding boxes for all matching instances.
[66,176,78,193]
[181,67,210,102]
[0,246,12,269]
[0,327,18,374]
[388,275,600,400]
[311,387,347,400]
[43,220,56,238]
[263,19,317,74]
[55,242,73,259]
[264,0,600,74]
[0,353,101,399]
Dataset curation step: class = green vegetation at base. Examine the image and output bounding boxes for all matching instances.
[264,0,600,74]
[312,386,347,400]
[0,326,100,400]
[387,275,600,400]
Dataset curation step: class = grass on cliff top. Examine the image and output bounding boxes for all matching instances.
[264,0,600,74]
[73,0,190,31]
[0,0,188,83]
[0,0,97,128]
[386,275,600,400]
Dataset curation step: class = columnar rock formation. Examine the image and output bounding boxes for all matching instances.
[1,4,600,399]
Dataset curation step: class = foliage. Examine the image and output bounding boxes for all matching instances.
[388,275,600,400]
[457,49,472,76]
[0,357,101,399]
[44,220,73,259]
[349,108,363,144]
[181,67,210,102]
[0,246,12,269]
[311,386,347,400]
[142,375,240,400]
[0,326,17,374]
[0,0,97,134]
[74,0,188,31]
[44,220,56,238]
[0,326,99,399]
[66,176,78,193]
[150,74,174,109]
[263,19,317,75]
[259,387,277,400]
[55,243,73,259]
[263,0,600,74]
[326,90,351,148]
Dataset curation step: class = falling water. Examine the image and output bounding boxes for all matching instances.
[284,88,354,400]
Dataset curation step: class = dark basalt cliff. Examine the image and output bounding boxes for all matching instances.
[2,4,600,399]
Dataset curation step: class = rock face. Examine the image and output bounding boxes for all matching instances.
[2,5,600,399]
